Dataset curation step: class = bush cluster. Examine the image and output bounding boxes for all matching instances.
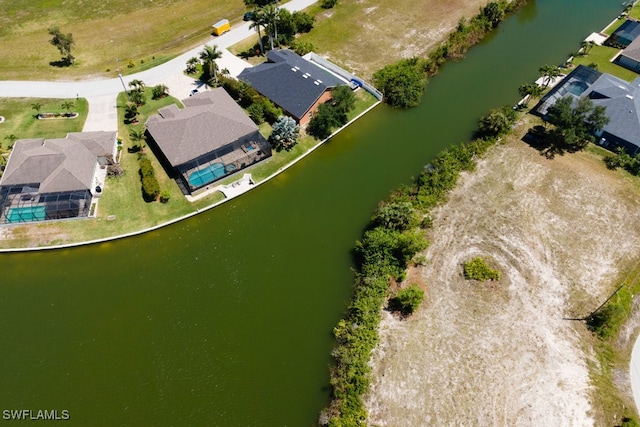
[391,285,425,316]
[463,257,500,281]
[218,76,282,124]
[605,147,640,175]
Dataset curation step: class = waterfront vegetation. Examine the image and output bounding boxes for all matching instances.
[323,106,513,423]
[324,0,640,422]
[372,0,527,108]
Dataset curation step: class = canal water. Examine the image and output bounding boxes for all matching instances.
[0,1,623,425]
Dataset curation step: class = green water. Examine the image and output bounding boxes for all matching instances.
[0,1,624,425]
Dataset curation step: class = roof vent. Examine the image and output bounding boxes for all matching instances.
[314,80,320,85]
[291,67,297,72]
[294,66,300,70]
[303,73,310,79]
[317,79,323,84]
[626,94,634,99]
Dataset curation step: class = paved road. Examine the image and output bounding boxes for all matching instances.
[0,0,319,131]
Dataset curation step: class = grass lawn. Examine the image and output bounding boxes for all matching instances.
[94,90,197,232]
[0,0,247,80]
[0,98,88,148]
[572,45,639,82]
[603,3,640,35]
[0,86,378,247]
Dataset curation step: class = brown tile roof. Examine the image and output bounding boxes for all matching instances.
[145,88,260,167]
[0,132,117,193]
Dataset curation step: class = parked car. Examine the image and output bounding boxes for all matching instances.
[243,11,256,21]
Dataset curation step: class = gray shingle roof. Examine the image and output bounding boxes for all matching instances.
[145,88,260,167]
[237,49,344,121]
[621,35,640,62]
[536,65,640,151]
[0,132,117,193]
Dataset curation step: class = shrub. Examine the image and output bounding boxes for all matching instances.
[290,40,315,56]
[139,158,154,177]
[463,257,500,281]
[371,200,418,231]
[159,190,171,203]
[141,175,160,202]
[246,103,265,124]
[320,0,337,8]
[391,285,425,316]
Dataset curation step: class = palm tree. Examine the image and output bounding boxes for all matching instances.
[186,56,199,74]
[124,102,139,124]
[199,45,223,83]
[129,127,146,145]
[518,83,543,106]
[31,102,42,117]
[539,64,561,88]
[261,4,280,51]
[128,79,145,93]
[61,101,75,115]
[151,84,169,100]
[248,9,265,54]
[4,134,17,148]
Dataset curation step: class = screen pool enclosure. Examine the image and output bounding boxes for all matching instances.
[0,185,92,224]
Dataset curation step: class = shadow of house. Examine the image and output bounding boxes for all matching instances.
[145,88,271,195]
[0,132,118,223]
[237,49,345,126]
[534,65,640,155]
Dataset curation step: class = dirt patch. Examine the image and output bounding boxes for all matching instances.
[364,137,640,425]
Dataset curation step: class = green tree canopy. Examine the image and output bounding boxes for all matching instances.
[307,103,342,139]
[372,58,428,108]
[546,96,609,148]
[478,105,517,137]
[392,285,425,316]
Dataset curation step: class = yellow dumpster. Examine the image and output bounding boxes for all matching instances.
[212,19,231,36]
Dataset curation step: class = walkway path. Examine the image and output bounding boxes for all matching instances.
[0,0,320,131]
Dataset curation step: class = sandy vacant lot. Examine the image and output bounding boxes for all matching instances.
[306,0,490,79]
[364,137,640,426]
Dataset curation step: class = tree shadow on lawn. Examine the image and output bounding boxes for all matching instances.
[522,125,583,159]
[49,59,72,68]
